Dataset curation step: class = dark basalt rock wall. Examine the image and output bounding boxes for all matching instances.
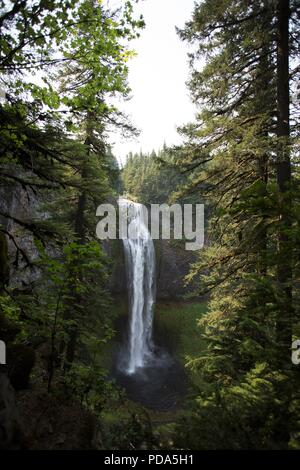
[0,179,40,289]
[155,240,197,299]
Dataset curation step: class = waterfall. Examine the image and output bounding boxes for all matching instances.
[118,198,156,375]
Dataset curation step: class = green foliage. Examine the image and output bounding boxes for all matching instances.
[0,1,144,444]
[63,361,121,413]
[176,363,292,449]
[103,411,157,450]
[173,0,300,450]
[122,147,193,205]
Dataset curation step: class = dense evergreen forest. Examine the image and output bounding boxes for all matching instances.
[1,0,300,454]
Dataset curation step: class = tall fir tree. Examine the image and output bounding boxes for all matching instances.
[174,0,300,449]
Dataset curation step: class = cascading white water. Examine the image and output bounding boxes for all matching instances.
[118,198,156,375]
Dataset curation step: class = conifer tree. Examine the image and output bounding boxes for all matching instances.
[174,0,300,448]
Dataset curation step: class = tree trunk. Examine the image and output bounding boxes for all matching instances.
[273,0,293,449]
[64,132,91,369]
[276,0,292,364]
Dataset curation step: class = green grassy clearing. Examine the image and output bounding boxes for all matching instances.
[154,301,208,362]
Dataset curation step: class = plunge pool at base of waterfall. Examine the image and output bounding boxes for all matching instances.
[112,347,188,411]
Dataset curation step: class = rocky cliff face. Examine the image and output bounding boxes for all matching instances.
[0,179,40,288]
[155,240,197,299]
[1,183,198,298]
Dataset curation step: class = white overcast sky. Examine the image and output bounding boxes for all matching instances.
[109,0,197,165]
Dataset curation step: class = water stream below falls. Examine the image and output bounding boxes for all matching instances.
[114,198,187,411]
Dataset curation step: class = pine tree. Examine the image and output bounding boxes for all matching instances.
[174,0,300,448]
